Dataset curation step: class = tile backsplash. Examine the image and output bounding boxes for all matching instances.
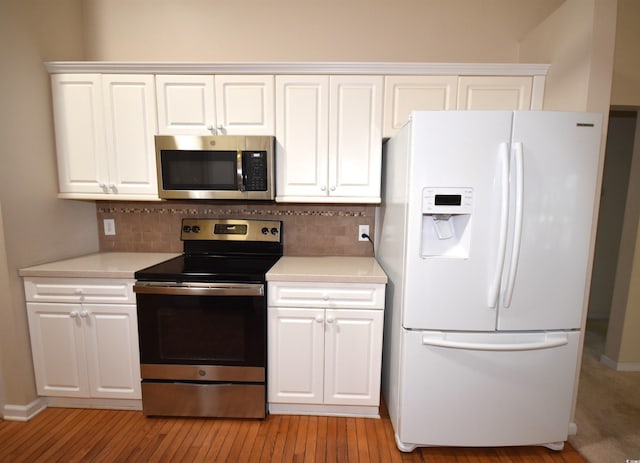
[97,201,376,257]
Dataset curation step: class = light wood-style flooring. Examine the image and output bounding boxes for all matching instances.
[0,404,585,462]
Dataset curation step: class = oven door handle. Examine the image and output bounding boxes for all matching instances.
[133,282,264,296]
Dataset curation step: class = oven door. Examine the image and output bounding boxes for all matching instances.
[134,282,266,381]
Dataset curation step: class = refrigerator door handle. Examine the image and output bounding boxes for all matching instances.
[488,142,510,308]
[421,333,569,352]
[503,142,525,308]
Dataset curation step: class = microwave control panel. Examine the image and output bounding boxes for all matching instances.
[242,151,268,191]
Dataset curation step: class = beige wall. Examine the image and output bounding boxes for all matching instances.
[81,0,564,63]
[602,0,640,367]
[611,0,640,106]
[0,0,99,412]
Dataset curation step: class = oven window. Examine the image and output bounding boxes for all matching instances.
[160,150,237,190]
[137,293,265,367]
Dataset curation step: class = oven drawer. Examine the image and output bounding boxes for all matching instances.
[141,381,266,418]
[24,278,135,303]
[268,282,385,309]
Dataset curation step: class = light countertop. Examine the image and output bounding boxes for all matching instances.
[19,252,180,279]
[266,256,387,284]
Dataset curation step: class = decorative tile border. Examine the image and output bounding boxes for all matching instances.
[96,204,372,217]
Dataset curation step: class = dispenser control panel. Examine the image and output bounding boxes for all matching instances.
[422,187,473,214]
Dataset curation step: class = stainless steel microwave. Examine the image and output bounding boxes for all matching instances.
[155,135,275,200]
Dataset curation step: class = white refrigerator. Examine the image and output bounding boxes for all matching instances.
[377,110,602,452]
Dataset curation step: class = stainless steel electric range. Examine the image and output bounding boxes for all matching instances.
[133,218,282,419]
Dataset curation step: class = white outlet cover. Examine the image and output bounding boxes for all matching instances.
[358,225,370,241]
[103,219,116,236]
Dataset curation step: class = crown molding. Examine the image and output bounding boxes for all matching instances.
[44,61,549,76]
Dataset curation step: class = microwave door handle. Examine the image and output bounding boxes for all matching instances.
[237,149,244,191]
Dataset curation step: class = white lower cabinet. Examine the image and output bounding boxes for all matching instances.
[24,278,141,401]
[267,282,385,417]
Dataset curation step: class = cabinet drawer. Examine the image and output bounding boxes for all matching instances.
[24,278,135,304]
[268,282,385,310]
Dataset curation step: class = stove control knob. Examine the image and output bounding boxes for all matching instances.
[261,227,269,235]
[183,225,191,233]
[192,225,201,233]
[270,227,279,235]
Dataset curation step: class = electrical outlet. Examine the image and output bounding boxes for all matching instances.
[358,224,370,242]
[103,219,116,236]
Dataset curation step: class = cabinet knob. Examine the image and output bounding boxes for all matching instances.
[315,315,323,323]
[98,183,108,193]
[80,310,89,318]
[320,186,327,192]
[330,186,336,191]
[109,184,118,193]
[326,316,334,324]
[70,310,79,318]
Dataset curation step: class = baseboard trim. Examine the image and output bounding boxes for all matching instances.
[2,397,48,421]
[600,354,640,371]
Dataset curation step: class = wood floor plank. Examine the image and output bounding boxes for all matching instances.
[0,407,63,457]
[314,415,328,463]
[0,405,587,463]
[201,420,232,461]
[266,414,291,463]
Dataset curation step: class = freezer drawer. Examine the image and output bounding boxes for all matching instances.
[396,330,580,450]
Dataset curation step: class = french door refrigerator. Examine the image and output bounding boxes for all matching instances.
[377,110,602,452]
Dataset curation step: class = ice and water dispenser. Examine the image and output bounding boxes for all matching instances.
[421,187,473,258]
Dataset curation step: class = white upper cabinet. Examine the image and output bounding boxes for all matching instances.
[456,76,533,110]
[275,76,329,200]
[156,74,274,135]
[155,75,216,135]
[276,75,383,203]
[52,74,158,200]
[383,74,544,137]
[383,76,458,137]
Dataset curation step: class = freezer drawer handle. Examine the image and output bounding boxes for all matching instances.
[421,334,569,351]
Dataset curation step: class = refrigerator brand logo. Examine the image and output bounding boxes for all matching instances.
[577,123,595,127]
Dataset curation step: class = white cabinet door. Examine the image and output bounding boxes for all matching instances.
[215,75,274,135]
[51,74,108,195]
[457,76,533,110]
[275,75,330,200]
[155,74,274,135]
[383,76,458,137]
[102,75,158,196]
[27,303,90,397]
[155,75,216,135]
[324,309,383,406]
[85,304,141,399]
[26,299,142,400]
[329,76,383,201]
[51,74,158,199]
[275,75,383,203]
[268,307,325,404]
